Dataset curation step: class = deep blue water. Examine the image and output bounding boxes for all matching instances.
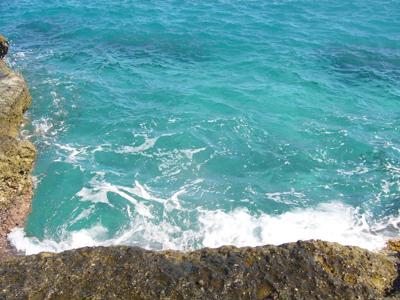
[1,0,400,253]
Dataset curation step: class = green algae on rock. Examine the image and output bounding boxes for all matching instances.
[0,240,398,299]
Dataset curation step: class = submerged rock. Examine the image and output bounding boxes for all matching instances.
[0,35,8,59]
[0,240,399,299]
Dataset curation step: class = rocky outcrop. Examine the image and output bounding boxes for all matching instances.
[0,34,399,299]
[0,35,8,59]
[0,35,36,258]
[0,240,399,299]
[0,59,32,137]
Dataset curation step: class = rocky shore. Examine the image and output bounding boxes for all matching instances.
[0,35,36,258]
[0,34,399,299]
[0,241,399,299]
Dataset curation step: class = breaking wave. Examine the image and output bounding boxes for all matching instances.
[9,201,399,255]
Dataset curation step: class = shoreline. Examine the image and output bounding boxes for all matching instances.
[1,34,400,299]
[0,38,36,259]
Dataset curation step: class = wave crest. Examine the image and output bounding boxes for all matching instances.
[8,202,399,255]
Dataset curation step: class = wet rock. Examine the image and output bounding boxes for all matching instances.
[0,240,398,299]
[0,35,8,59]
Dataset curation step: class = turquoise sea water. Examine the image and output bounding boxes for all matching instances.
[1,1,400,253]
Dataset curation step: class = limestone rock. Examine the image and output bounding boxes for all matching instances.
[0,136,36,256]
[0,240,398,299]
[0,36,35,258]
[0,60,32,137]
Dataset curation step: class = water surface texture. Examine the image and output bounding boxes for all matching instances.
[1,0,400,254]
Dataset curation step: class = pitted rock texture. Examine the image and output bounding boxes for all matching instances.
[0,41,36,258]
[0,136,35,256]
[0,60,31,137]
[0,240,399,300]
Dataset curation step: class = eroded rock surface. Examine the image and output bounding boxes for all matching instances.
[0,240,398,300]
[0,60,32,137]
[0,136,35,256]
[0,36,36,257]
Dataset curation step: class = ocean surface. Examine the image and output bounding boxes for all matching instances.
[1,0,400,254]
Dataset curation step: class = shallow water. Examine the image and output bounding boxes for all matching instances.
[1,0,400,254]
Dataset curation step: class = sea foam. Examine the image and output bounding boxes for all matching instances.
[8,202,398,255]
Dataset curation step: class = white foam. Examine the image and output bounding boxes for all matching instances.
[119,181,163,203]
[76,178,153,218]
[70,207,95,224]
[199,203,396,250]
[265,189,305,205]
[9,225,107,255]
[117,133,175,154]
[119,137,159,153]
[33,117,53,136]
[8,202,399,255]
[337,166,369,176]
[54,143,88,164]
[181,148,206,160]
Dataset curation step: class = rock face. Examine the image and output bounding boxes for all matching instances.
[0,241,399,299]
[0,60,32,137]
[0,136,35,256]
[0,35,9,59]
[0,37,36,257]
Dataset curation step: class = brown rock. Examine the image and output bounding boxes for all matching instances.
[0,136,36,257]
[0,60,32,137]
[0,240,398,299]
[0,35,8,59]
[0,39,35,259]
[387,239,400,253]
